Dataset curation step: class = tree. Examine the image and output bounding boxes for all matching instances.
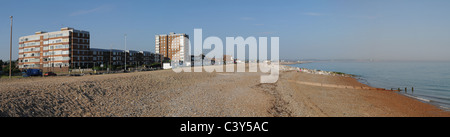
[2,60,20,74]
[0,60,3,75]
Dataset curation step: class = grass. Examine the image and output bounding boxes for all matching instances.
[333,71,346,75]
[0,75,23,79]
[331,71,358,77]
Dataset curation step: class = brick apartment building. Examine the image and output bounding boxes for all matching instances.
[155,32,189,64]
[18,27,160,72]
[18,27,90,72]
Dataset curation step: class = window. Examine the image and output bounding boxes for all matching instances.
[45,39,66,44]
[19,42,40,47]
[44,63,69,68]
[43,33,68,39]
[22,53,40,57]
[23,47,40,52]
[19,64,39,68]
[44,51,69,56]
[19,36,39,42]
[22,58,40,63]
[47,45,69,50]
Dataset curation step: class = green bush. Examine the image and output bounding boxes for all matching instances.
[150,63,161,68]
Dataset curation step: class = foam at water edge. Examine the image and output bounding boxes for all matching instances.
[403,94,431,102]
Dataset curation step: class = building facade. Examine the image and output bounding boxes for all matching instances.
[91,48,161,68]
[18,27,90,72]
[19,27,161,72]
[155,32,189,64]
[223,55,234,64]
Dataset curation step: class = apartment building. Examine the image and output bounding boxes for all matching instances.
[91,48,161,68]
[223,55,234,64]
[19,27,161,72]
[155,32,189,64]
[18,27,90,72]
[137,51,159,66]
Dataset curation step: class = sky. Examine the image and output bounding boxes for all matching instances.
[1,0,450,61]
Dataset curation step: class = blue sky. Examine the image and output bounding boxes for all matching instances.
[1,0,450,61]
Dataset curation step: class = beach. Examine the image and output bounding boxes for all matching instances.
[0,65,449,117]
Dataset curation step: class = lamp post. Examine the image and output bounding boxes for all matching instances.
[124,34,127,71]
[109,44,112,73]
[9,16,13,79]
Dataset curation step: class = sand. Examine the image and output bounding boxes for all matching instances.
[0,65,449,117]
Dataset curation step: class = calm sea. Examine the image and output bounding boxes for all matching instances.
[289,61,450,110]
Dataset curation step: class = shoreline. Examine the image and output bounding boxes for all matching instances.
[281,64,450,112]
[280,66,449,116]
[280,61,309,65]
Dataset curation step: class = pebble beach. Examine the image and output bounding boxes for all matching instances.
[0,65,449,117]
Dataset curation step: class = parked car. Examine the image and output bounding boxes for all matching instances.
[44,72,57,77]
[22,69,43,77]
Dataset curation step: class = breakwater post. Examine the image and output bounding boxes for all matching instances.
[405,87,407,93]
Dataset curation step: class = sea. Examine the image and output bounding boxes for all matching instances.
[288,61,450,110]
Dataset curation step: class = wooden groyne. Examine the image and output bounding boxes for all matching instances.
[391,87,415,93]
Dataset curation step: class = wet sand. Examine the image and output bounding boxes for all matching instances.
[0,65,449,117]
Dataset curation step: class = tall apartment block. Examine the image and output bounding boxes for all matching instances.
[155,32,189,64]
[18,27,90,72]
